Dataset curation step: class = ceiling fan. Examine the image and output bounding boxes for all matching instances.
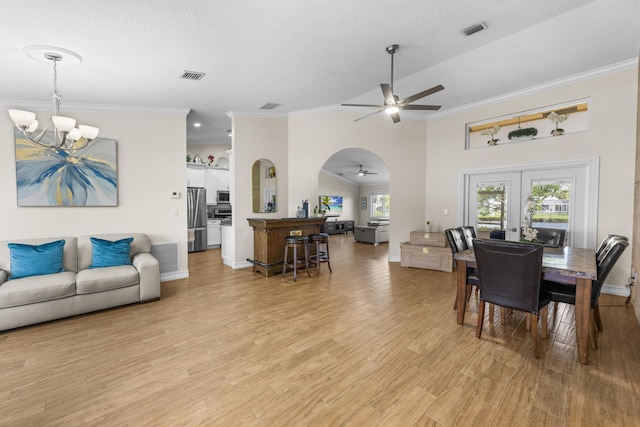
[342,44,444,123]
[339,164,378,177]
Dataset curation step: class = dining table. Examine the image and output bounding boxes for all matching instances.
[454,245,598,364]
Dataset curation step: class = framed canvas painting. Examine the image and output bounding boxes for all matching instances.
[14,129,118,206]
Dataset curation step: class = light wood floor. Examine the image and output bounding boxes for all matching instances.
[1,234,640,426]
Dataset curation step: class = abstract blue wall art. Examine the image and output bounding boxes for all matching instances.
[14,128,118,206]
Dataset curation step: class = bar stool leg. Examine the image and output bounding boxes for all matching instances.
[282,245,289,276]
[305,242,311,278]
[324,240,332,273]
[292,244,298,282]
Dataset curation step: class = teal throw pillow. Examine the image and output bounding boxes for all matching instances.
[90,237,134,268]
[8,239,65,279]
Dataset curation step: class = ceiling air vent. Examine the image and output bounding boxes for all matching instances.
[180,70,206,81]
[260,102,283,110]
[462,21,487,37]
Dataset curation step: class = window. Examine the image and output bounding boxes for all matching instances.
[370,192,390,219]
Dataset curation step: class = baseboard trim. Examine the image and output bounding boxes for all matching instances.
[160,270,189,282]
[602,283,630,297]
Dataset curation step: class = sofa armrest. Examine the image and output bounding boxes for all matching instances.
[132,253,161,302]
[0,269,7,285]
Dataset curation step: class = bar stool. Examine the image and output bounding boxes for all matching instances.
[308,233,332,273]
[282,235,311,281]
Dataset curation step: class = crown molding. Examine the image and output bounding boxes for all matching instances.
[428,58,638,120]
[226,110,288,119]
[0,99,190,116]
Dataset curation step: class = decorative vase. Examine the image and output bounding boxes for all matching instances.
[551,129,564,136]
[488,139,498,146]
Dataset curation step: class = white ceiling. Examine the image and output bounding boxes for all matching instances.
[1,0,638,158]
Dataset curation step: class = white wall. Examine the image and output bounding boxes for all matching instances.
[289,110,427,262]
[229,114,288,268]
[426,67,638,290]
[187,144,231,167]
[0,108,189,277]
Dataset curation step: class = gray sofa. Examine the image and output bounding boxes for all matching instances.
[0,233,160,332]
[354,223,390,246]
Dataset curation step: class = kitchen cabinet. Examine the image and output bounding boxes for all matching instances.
[187,164,206,187]
[205,169,217,204]
[207,220,221,247]
[215,169,229,190]
[205,168,230,204]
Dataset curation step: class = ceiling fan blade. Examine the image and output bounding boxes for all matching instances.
[380,83,395,105]
[390,112,401,123]
[401,84,445,105]
[342,103,385,108]
[402,104,442,111]
[363,172,378,175]
[354,109,384,122]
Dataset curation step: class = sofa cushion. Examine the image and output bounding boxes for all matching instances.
[0,272,76,308]
[89,237,133,268]
[77,233,151,271]
[0,237,78,275]
[8,240,65,279]
[76,265,139,294]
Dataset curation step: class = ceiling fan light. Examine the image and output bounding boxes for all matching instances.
[385,106,399,114]
[358,171,364,176]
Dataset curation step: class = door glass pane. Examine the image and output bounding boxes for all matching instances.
[476,183,508,237]
[530,179,571,245]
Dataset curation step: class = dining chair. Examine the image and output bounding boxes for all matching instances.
[596,234,628,263]
[534,227,567,246]
[543,237,628,348]
[459,225,476,249]
[445,227,481,311]
[489,230,505,240]
[473,239,549,358]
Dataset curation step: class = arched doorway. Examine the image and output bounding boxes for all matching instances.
[319,148,390,229]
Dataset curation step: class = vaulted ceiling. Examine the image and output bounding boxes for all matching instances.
[1,0,638,148]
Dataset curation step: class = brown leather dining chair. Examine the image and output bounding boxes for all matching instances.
[473,239,550,358]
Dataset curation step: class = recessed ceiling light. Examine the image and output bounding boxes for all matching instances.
[193,123,201,127]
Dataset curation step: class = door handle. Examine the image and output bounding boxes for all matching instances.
[510,227,517,232]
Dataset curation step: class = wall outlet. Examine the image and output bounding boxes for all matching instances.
[170,191,180,199]
[170,208,178,216]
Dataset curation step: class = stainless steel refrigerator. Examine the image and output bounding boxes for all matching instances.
[187,187,207,252]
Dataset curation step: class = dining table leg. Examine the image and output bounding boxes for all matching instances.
[456,259,467,325]
[575,277,592,364]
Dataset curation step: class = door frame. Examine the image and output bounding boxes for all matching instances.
[460,157,599,248]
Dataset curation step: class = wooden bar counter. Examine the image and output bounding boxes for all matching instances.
[247,217,327,277]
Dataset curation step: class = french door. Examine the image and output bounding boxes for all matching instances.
[463,160,598,248]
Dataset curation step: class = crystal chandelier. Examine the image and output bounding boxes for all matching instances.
[9,46,99,151]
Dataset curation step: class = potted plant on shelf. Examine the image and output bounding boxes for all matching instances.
[547,111,568,136]
[481,126,501,145]
[508,127,538,140]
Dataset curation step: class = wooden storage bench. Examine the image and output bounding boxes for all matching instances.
[400,231,452,272]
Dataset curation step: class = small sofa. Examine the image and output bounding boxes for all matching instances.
[0,233,160,332]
